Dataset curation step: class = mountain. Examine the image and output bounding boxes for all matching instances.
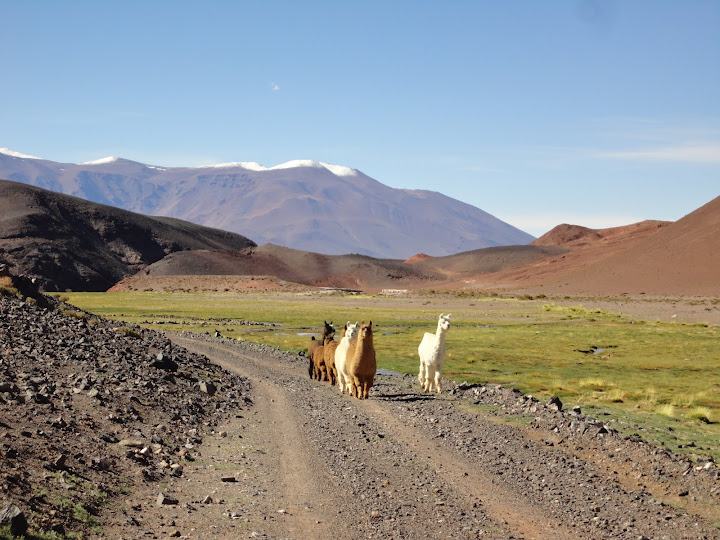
[528,196,720,296]
[0,148,534,259]
[0,179,255,291]
[464,199,718,297]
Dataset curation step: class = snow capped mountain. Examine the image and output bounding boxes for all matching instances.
[0,149,534,258]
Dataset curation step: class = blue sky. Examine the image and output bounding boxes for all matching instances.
[2,0,718,237]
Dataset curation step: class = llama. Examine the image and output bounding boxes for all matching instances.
[346,321,376,399]
[418,313,451,394]
[323,325,344,385]
[312,343,329,381]
[307,321,334,379]
[334,321,359,394]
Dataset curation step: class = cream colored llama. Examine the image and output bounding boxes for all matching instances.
[418,313,451,393]
[334,321,359,394]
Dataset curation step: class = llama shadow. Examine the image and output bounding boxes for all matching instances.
[376,392,435,403]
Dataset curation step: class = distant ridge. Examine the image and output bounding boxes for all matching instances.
[0,148,534,258]
[0,179,255,291]
[114,243,567,293]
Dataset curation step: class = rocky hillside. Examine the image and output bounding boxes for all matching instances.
[0,180,256,291]
[0,275,250,537]
[0,149,534,258]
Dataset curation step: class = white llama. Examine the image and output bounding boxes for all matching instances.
[334,321,359,395]
[418,313,451,393]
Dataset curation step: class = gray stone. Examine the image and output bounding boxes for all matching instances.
[547,395,563,412]
[0,504,28,536]
[157,493,179,506]
[199,381,217,395]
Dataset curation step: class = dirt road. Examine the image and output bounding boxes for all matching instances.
[130,334,720,539]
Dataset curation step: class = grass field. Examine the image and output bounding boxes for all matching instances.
[64,290,720,462]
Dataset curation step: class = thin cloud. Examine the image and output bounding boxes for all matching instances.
[270,82,280,91]
[596,144,720,164]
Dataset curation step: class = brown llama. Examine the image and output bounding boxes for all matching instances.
[346,321,376,399]
[307,321,334,379]
[312,343,329,381]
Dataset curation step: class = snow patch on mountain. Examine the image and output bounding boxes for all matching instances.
[269,160,357,176]
[200,159,357,176]
[0,148,43,160]
[82,156,120,165]
[204,161,267,171]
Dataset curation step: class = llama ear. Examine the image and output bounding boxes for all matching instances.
[439,313,444,318]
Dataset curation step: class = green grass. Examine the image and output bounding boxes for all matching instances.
[65,290,720,461]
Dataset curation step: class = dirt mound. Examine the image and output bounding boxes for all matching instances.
[404,253,432,264]
[532,224,602,247]
[0,179,255,291]
[532,220,670,250]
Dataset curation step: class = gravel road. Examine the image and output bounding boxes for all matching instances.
[145,334,720,540]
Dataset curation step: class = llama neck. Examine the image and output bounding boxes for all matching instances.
[358,333,373,352]
[436,327,448,344]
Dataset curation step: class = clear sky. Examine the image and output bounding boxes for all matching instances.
[2,0,718,237]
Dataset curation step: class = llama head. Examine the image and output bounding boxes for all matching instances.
[345,322,360,340]
[323,320,335,336]
[359,321,373,340]
[438,313,451,332]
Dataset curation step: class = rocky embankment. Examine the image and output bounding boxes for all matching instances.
[0,290,249,537]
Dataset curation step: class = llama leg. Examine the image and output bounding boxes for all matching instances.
[364,379,373,399]
[434,370,442,394]
[418,362,425,386]
[308,358,314,379]
[421,364,431,392]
